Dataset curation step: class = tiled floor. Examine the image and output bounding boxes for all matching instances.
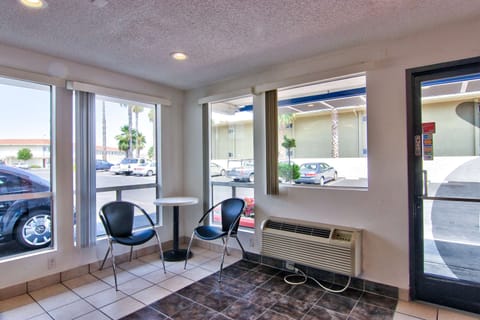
[0,247,479,320]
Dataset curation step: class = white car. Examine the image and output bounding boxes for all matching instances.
[133,162,156,176]
[109,163,121,175]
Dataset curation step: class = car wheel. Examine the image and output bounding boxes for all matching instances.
[249,173,254,182]
[146,170,153,176]
[319,177,325,185]
[220,169,226,176]
[333,171,338,180]
[15,209,52,249]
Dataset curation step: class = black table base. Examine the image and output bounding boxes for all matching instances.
[163,249,193,262]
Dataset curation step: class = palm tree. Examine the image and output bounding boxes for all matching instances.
[132,105,144,157]
[120,104,134,157]
[281,135,296,166]
[278,113,295,160]
[115,125,145,157]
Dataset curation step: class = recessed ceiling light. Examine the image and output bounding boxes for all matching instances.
[307,104,314,107]
[19,0,48,9]
[170,52,188,61]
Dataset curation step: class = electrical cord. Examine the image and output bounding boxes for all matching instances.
[284,267,352,293]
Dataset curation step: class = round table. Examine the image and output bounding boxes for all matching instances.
[154,196,199,261]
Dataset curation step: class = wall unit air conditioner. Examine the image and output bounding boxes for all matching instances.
[261,217,362,276]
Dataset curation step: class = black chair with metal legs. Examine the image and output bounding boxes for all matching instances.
[99,201,166,290]
[184,197,246,281]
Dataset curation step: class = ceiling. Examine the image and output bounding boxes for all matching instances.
[0,1,479,90]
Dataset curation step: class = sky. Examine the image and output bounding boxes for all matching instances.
[0,78,155,155]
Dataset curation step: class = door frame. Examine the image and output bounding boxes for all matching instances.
[407,56,480,312]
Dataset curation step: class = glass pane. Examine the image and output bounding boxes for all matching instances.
[95,97,158,235]
[210,96,254,228]
[0,77,52,258]
[278,74,367,188]
[421,73,480,283]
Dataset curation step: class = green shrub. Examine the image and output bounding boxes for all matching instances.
[278,162,300,182]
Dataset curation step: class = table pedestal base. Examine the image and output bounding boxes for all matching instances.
[163,249,193,262]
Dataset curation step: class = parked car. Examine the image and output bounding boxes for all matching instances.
[109,163,121,175]
[0,165,51,249]
[226,159,254,182]
[95,159,113,171]
[210,162,226,177]
[13,162,29,169]
[295,162,337,185]
[118,158,147,175]
[133,162,156,176]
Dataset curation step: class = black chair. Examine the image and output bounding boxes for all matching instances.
[184,198,246,281]
[99,201,166,290]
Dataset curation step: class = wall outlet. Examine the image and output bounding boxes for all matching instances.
[285,261,295,271]
[47,257,56,270]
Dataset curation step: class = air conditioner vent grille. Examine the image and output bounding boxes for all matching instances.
[262,218,362,277]
[264,220,330,238]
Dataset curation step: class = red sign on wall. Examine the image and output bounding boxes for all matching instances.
[422,122,436,133]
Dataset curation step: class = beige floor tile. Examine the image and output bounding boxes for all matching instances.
[100,296,144,320]
[157,275,194,292]
[132,285,171,305]
[63,274,111,298]
[166,261,195,274]
[396,300,438,320]
[85,287,126,309]
[118,259,161,276]
[181,266,215,281]
[200,259,222,272]
[142,270,175,284]
[94,269,139,287]
[393,312,425,320]
[118,277,152,295]
[138,254,166,269]
[75,310,111,320]
[29,284,80,311]
[438,307,480,320]
[186,252,215,266]
[0,294,45,319]
[28,313,53,320]
[48,299,95,320]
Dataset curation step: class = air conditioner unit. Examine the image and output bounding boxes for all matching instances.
[261,217,362,276]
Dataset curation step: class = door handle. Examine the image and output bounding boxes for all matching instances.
[422,170,428,197]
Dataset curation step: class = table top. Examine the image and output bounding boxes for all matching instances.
[154,196,199,207]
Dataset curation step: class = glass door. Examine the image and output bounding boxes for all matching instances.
[408,58,480,313]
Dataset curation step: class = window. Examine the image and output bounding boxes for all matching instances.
[277,73,367,188]
[75,93,160,245]
[209,96,255,228]
[0,76,52,258]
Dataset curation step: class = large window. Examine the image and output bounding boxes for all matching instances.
[277,74,367,188]
[75,93,159,246]
[0,76,52,258]
[209,96,254,228]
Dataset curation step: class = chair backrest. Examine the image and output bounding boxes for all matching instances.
[100,201,135,238]
[220,198,246,233]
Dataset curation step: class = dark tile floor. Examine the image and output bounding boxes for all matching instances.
[121,260,398,320]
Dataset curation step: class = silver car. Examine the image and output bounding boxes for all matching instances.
[226,159,254,182]
[295,162,337,185]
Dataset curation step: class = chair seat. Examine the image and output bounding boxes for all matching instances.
[114,229,156,246]
[194,225,230,240]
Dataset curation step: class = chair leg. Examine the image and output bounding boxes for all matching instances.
[154,232,166,274]
[221,237,231,256]
[184,231,195,270]
[129,246,134,262]
[218,236,229,282]
[105,240,119,291]
[100,246,111,270]
[235,236,246,257]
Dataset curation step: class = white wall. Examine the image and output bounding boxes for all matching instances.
[0,44,185,288]
[182,17,480,291]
